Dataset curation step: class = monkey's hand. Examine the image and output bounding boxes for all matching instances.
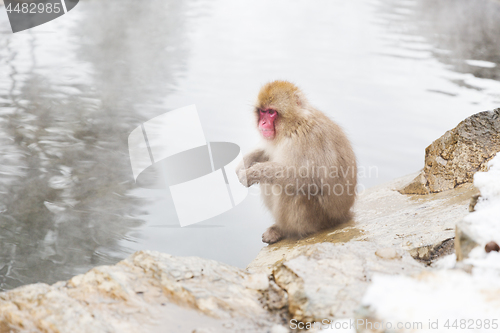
[237,167,249,187]
[237,166,255,187]
[235,149,271,186]
[239,162,286,187]
[237,163,266,187]
[235,159,246,178]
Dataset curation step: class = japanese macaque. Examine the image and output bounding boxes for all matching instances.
[236,81,357,244]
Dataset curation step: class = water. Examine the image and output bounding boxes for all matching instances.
[0,0,499,291]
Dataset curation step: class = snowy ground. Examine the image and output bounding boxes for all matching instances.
[465,154,500,246]
[359,153,500,333]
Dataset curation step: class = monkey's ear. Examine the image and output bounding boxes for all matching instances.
[294,91,305,107]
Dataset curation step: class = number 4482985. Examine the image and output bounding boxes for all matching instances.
[444,319,498,330]
[6,2,62,14]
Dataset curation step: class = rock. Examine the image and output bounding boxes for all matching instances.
[401,108,500,195]
[375,248,402,260]
[264,279,288,312]
[0,251,282,333]
[408,238,455,263]
[243,272,270,291]
[249,173,477,274]
[399,171,430,195]
[469,194,481,212]
[485,241,500,253]
[272,242,423,321]
[455,220,481,261]
[245,171,477,322]
[192,329,215,333]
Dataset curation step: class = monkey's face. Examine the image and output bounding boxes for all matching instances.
[258,108,278,140]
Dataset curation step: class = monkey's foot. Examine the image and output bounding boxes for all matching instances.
[262,226,283,244]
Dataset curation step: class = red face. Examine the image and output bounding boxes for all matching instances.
[258,108,278,140]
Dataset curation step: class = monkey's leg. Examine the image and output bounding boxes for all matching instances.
[262,224,283,244]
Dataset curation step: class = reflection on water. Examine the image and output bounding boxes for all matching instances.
[0,72,144,290]
[0,0,499,291]
[377,0,500,100]
[0,0,190,290]
[416,0,500,81]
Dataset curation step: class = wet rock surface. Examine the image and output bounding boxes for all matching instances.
[0,251,283,333]
[273,242,423,322]
[401,108,500,195]
[243,174,476,323]
[249,173,477,274]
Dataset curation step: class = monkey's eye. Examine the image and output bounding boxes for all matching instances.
[259,108,277,117]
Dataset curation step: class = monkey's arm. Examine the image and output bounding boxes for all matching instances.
[235,149,269,187]
[243,149,268,168]
[241,161,322,188]
[235,149,268,174]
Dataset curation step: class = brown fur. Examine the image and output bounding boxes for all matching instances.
[237,80,357,244]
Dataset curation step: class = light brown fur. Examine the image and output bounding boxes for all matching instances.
[237,81,357,244]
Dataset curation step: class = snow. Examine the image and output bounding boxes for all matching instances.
[360,153,500,332]
[464,154,500,246]
[361,265,500,333]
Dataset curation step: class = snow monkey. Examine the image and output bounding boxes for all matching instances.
[236,81,357,244]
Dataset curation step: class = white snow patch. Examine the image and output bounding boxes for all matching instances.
[464,153,500,246]
[362,265,500,332]
[432,253,456,269]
